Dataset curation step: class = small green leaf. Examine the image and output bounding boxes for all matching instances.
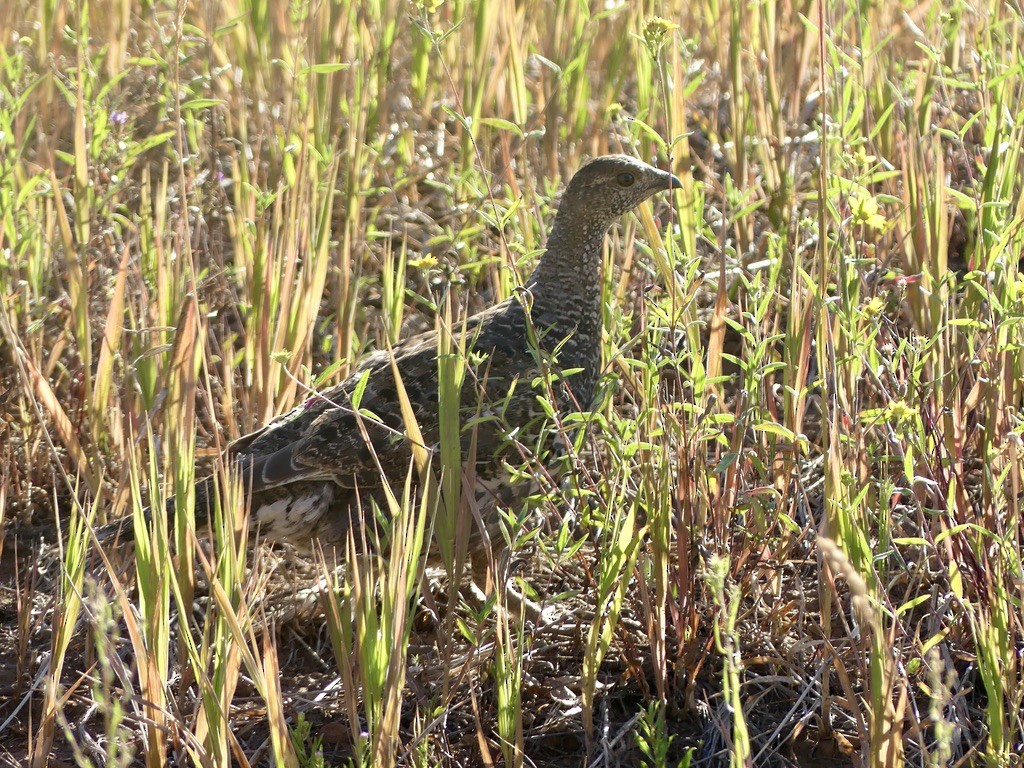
[479,117,524,137]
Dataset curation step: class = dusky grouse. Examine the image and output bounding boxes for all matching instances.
[153,155,680,554]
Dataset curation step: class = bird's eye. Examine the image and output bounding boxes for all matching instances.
[616,172,635,187]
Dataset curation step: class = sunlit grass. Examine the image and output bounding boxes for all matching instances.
[1,0,1023,765]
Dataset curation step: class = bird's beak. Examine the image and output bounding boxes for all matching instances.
[651,168,683,191]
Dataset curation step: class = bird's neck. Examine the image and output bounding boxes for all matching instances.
[524,221,608,317]
[519,220,609,408]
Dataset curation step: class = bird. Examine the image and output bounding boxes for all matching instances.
[113,155,680,561]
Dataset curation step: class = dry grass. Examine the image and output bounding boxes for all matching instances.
[1,0,1023,766]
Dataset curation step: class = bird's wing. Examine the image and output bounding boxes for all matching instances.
[230,334,441,493]
[228,298,536,494]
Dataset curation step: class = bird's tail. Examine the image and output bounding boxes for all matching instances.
[91,476,218,547]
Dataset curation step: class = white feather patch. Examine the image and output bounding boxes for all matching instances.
[254,487,332,539]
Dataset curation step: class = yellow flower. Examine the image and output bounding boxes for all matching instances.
[408,254,438,270]
[863,296,885,317]
[851,188,886,231]
[642,17,679,55]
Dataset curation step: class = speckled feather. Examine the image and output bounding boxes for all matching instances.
[187,156,681,550]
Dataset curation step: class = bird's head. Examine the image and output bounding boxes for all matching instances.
[558,154,682,228]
